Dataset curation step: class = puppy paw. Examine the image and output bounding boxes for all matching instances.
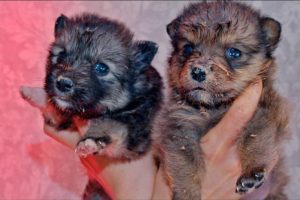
[75,138,107,157]
[236,168,265,194]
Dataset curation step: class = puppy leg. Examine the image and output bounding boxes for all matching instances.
[160,106,208,200]
[76,118,128,158]
[162,136,204,200]
[236,120,278,195]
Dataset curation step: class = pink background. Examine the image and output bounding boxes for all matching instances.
[0,1,299,199]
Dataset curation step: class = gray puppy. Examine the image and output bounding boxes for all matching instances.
[45,13,163,160]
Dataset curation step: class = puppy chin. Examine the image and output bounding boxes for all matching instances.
[187,89,212,105]
[53,97,73,111]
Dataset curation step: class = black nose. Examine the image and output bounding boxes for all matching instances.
[56,77,74,93]
[191,67,206,82]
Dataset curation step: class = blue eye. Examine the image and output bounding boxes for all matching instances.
[225,48,242,60]
[57,51,67,63]
[95,63,109,76]
[183,44,194,57]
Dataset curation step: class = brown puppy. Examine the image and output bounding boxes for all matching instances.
[155,2,289,199]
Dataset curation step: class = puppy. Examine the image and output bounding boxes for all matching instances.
[156,2,289,199]
[44,13,162,160]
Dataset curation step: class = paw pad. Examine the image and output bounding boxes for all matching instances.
[75,138,106,157]
[236,168,265,194]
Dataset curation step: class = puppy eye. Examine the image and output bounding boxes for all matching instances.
[225,48,242,60]
[182,44,194,57]
[95,63,109,76]
[57,51,67,63]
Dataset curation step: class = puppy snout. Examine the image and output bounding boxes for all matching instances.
[191,67,206,83]
[56,76,74,93]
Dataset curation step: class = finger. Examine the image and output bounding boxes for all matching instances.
[202,164,242,200]
[203,176,241,200]
[152,166,172,200]
[73,117,90,136]
[202,80,262,147]
[44,124,81,149]
[20,86,48,109]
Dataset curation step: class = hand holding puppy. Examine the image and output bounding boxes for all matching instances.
[21,80,273,200]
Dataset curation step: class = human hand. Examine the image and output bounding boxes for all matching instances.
[200,80,264,200]
[20,86,157,200]
[20,86,85,149]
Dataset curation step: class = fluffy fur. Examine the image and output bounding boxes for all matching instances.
[155,2,289,200]
[44,13,163,159]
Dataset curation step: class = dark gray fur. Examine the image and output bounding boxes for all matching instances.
[45,12,163,199]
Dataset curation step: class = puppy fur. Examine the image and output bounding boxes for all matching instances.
[44,13,162,160]
[155,2,289,200]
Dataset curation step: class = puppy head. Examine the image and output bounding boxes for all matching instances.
[45,13,158,117]
[167,2,281,108]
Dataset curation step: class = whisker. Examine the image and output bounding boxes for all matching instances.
[211,61,231,77]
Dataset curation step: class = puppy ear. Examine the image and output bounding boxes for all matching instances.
[260,17,281,54]
[131,41,158,72]
[54,14,69,37]
[166,19,178,40]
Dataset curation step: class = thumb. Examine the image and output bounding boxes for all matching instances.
[202,80,262,149]
[20,86,48,109]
